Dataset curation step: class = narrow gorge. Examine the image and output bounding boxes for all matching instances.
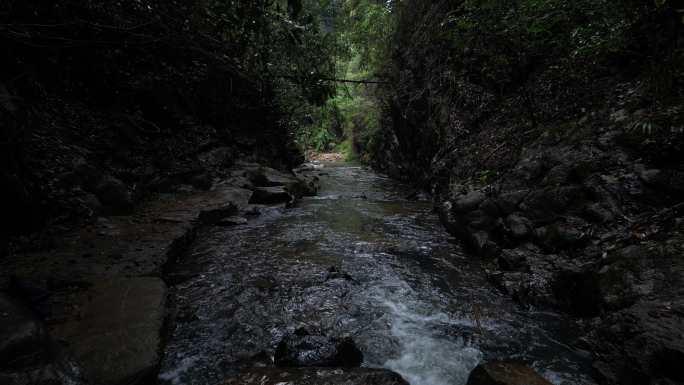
[2,1,683,385]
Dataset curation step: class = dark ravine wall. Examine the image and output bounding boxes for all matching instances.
[369,1,684,384]
[0,1,303,253]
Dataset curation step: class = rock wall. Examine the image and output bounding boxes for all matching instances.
[369,1,684,383]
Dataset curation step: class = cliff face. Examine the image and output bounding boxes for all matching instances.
[0,1,302,250]
[368,1,684,383]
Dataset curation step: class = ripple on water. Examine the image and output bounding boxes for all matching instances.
[382,305,483,385]
[160,163,596,385]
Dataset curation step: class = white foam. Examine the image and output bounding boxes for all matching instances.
[369,282,483,385]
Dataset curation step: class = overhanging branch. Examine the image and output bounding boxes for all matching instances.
[278,75,387,84]
[317,77,387,84]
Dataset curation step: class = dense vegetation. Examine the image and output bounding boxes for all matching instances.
[323,0,684,181]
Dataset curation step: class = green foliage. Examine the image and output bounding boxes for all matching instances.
[339,0,396,70]
[289,0,393,156]
[334,139,355,160]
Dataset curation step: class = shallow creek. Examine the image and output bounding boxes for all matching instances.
[159,163,595,385]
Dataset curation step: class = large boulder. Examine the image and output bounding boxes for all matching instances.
[246,165,318,197]
[452,190,486,213]
[275,330,363,368]
[246,166,299,187]
[222,367,409,385]
[249,186,294,205]
[466,361,552,385]
[506,214,532,240]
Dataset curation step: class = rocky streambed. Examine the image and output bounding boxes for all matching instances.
[159,163,595,385]
[2,161,600,385]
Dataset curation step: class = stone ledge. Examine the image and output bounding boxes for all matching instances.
[51,277,166,385]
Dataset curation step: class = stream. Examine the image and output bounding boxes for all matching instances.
[158,163,595,385]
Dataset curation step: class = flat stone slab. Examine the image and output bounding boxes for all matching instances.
[249,186,294,205]
[160,184,252,223]
[0,185,253,289]
[51,277,166,385]
[0,178,265,385]
[222,367,409,385]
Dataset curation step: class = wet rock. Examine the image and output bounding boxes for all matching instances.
[515,157,546,182]
[188,172,213,190]
[0,293,48,369]
[95,175,133,214]
[534,223,585,251]
[611,109,630,123]
[519,186,584,223]
[73,157,101,190]
[222,367,409,385]
[495,190,529,215]
[81,193,103,214]
[292,171,321,197]
[467,210,498,230]
[453,191,486,213]
[479,198,501,217]
[670,171,684,192]
[469,231,500,258]
[243,205,261,217]
[275,331,363,368]
[593,300,684,384]
[326,266,354,282]
[506,214,532,240]
[251,276,277,291]
[490,269,554,307]
[438,201,468,238]
[405,190,430,201]
[200,184,253,211]
[552,266,601,316]
[0,357,85,385]
[585,203,615,223]
[235,164,318,198]
[497,249,528,271]
[249,186,294,205]
[542,163,573,185]
[198,146,234,169]
[147,175,177,193]
[199,203,238,224]
[51,277,166,385]
[247,166,298,187]
[639,168,666,186]
[490,248,559,307]
[216,216,248,226]
[595,245,657,310]
[466,361,553,385]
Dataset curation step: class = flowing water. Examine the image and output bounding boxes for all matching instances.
[159,163,595,385]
